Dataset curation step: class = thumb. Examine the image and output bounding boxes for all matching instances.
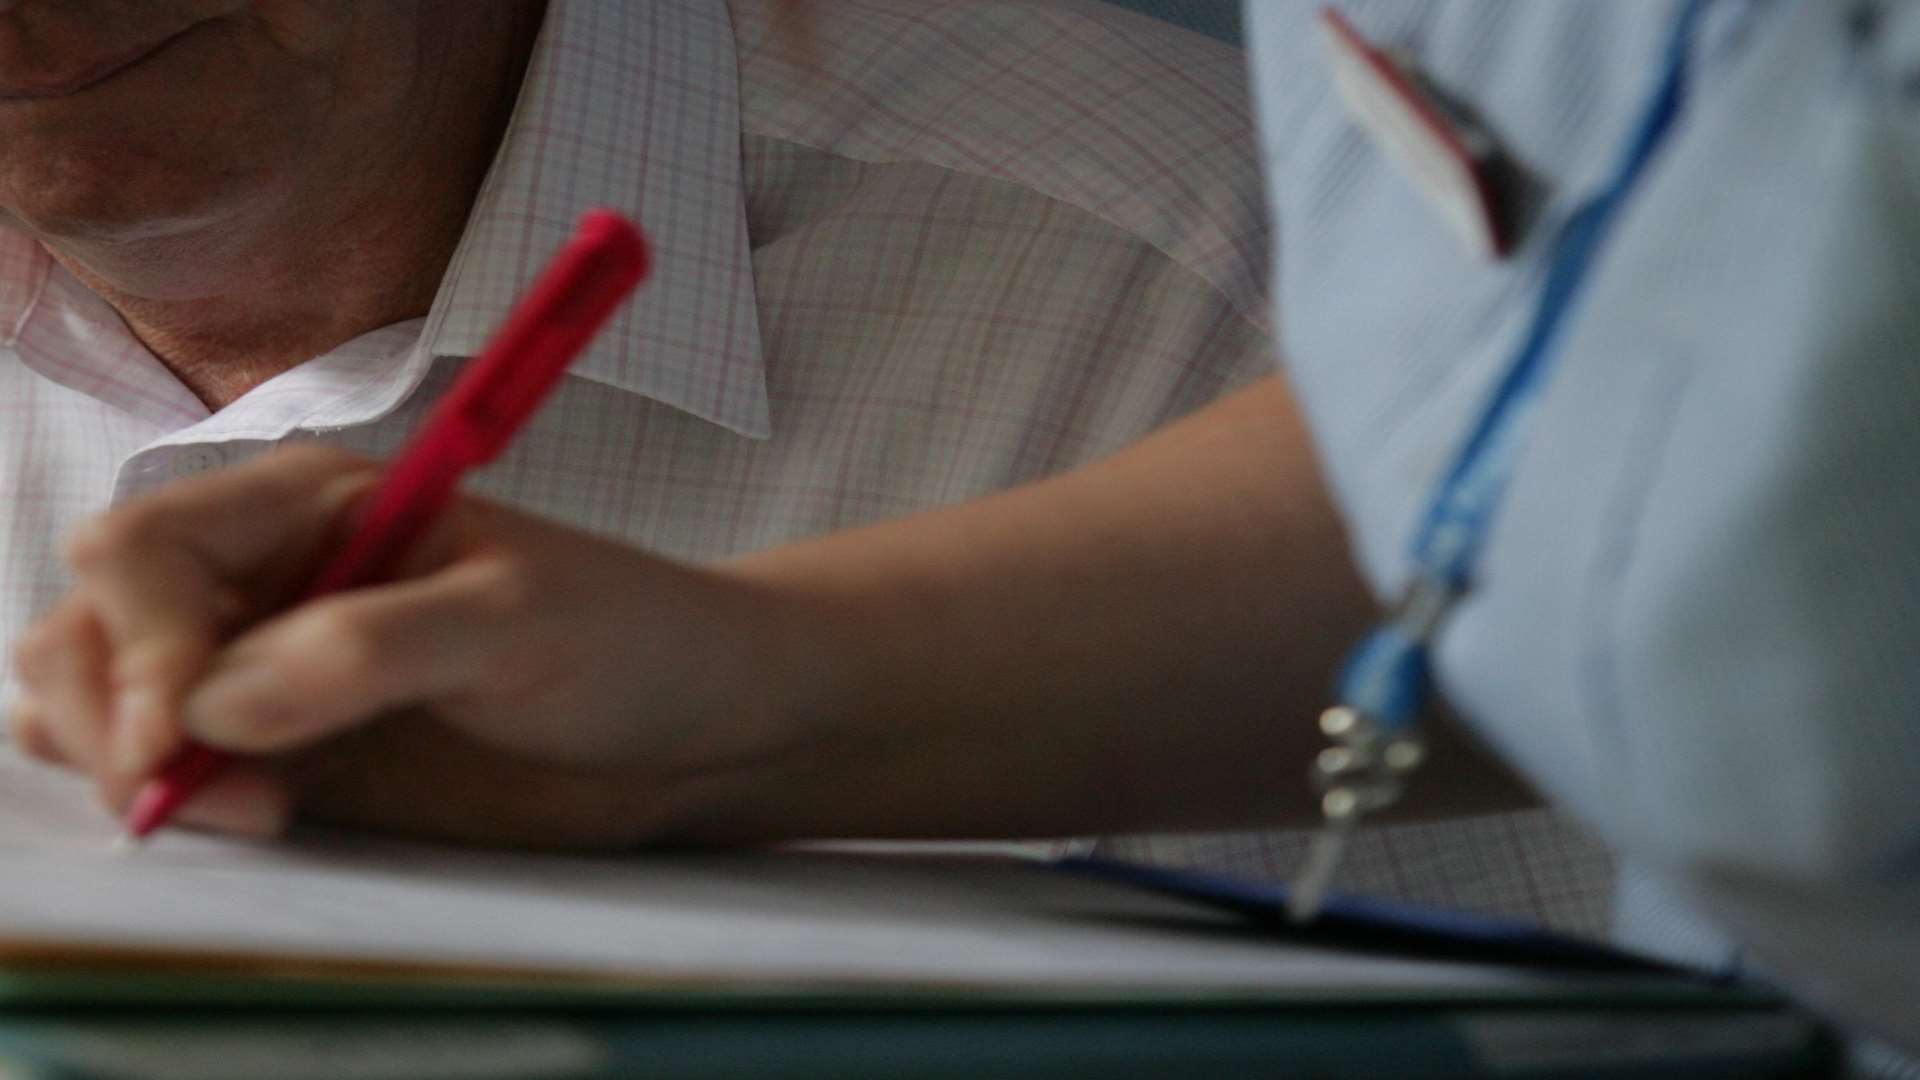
[181,557,528,754]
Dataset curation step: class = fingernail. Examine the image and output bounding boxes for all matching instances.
[13,710,61,765]
[112,687,165,775]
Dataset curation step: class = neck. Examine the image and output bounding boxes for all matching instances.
[43,8,545,411]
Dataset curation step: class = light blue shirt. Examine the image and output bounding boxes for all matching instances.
[1248,0,1920,1062]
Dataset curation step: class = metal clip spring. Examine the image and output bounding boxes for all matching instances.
[1287,705,1427,922]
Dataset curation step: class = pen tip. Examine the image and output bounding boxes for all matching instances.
[109,832,146,858]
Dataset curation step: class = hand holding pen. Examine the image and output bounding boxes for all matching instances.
[114,211,649,844]
[1,213,860,848]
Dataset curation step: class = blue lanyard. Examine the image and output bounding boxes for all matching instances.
[1292,0,1712,921]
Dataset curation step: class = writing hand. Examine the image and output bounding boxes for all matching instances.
[9,446,828,847]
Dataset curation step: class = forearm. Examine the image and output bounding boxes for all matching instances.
[692,376,1536,841]
[11,380,1534,850]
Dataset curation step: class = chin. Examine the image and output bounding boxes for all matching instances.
[0,74,292,254]
[0,128,272,250]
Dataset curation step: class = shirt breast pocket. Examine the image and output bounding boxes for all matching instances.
[1274,109,1567,590]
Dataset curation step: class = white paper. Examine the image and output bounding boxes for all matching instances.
[0,746,1652,1002]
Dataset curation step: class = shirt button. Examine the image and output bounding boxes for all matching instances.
[169,445,228,479]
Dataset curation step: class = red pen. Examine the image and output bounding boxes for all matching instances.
[1319,5,1515,260]
[119,210,651,845]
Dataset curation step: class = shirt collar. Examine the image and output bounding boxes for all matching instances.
[2,0,769,439]
[420,0,770,439]
[0,227,48,349]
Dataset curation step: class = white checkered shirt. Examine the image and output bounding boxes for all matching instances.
[0,0,1611,935]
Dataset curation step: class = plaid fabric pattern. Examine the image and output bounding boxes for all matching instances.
[0,0,1613,933]
[1097,811,1615,937]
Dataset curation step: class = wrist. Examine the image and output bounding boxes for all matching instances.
[644,557,897,842]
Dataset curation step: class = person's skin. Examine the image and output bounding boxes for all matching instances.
[0,0,545,408]
[1,0,1535,846]
[9,375,1537,845]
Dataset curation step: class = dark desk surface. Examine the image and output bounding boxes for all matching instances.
[0,996,1837,1079]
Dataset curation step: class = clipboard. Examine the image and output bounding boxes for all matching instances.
[0,749,1838,1077]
